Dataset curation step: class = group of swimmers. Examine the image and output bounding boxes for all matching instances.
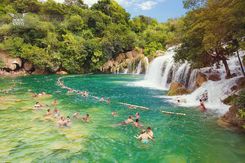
[116,112,154,143]
[33,98,91,127]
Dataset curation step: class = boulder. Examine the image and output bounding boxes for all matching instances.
[196,72,207,87]
[56,70,68,75]
[0,51,22,71]
[23,62,33,71]
[167,82,190,96]
[208,73,221,81]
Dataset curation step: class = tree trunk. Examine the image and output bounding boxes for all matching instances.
[236,51,245,77]
[221,58,231,78]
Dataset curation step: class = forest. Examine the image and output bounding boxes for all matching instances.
[0,0,244,76]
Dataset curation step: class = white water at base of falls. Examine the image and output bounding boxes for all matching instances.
[166,77,240,114]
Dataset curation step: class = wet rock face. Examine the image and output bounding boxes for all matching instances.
[208,73,221,81]
[167,82,190,96]
[196,72,207,87]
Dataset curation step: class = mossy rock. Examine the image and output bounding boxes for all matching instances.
[223,94,238,105]
[167,82,190,96]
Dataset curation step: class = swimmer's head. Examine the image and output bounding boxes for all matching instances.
[199,99,202,102]
[136,119,139,122]
[177,100,180,102]
[86,114,89,117]
[67,116,70,119]
[129,116,132,119]
[147,127,151,131]
[47,109,50,112]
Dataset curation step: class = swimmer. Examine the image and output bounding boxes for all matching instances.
[135,112,140,120]
[136,130,153,144]
[52,99,58,107]
[58,116,66,127]
[119,116,134,125]
[106,98,110,104]
[99,97,105,102]
[45,109,52,117]
[73,112,80,119]
[34,102,43,109]
[53,108,60,118]
[147,127,154,139]
[82,114,90,122]
[133,119,142,128]
[199,99,207,112]
[112,111,118,117]
[65,116,72,127]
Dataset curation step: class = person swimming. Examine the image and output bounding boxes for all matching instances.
[135,112,140,120]
[53,108,60,118]
[136,129,153,144]
[133,119,142,128]
[58,116,66,127]
[34,102,43,109]
[112,111,118,117]
[82,114,90,122]
[119,116,134,125]
[99,97,105,102]
[199,99,207,112]
[106,98,110,104]
[52,99,58,107]
[45,109,52,117]
[147,127,154,139]
[65,116,72,127]
[73,112,80,119]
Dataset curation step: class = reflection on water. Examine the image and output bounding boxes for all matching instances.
[0,75,245,162]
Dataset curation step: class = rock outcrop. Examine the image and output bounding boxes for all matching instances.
[219,106,245,131]
[0,50,22,71]
[101,48,147,74]
[196,72,207,87]
[167,82,190,96]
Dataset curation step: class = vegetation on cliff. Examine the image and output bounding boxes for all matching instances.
[0,0,181,73]
[175,0,245,78]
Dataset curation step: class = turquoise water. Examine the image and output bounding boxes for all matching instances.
[0,74,245,162]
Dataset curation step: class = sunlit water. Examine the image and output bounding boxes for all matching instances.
[0,74,245,162]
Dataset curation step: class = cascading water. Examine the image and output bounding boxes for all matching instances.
[144,47,192,89]
[136,61,142,74]
[134,47,245,114]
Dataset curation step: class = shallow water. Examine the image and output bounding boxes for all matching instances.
[0,74,245,162]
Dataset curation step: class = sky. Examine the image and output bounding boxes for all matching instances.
[54,0,187,22]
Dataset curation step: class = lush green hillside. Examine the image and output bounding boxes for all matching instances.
[0,0,181,73]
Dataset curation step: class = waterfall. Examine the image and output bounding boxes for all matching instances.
[131,46,245,114]
[187,69,199,90]
[144,47,191,89]
[144,57,149,73]
[136,61,142,74]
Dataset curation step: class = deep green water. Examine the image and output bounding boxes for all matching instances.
[0,74,245,163]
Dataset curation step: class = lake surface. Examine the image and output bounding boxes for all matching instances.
[0,74,245,162]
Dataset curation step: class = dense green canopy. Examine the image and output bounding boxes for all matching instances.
[0,0,179,73]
